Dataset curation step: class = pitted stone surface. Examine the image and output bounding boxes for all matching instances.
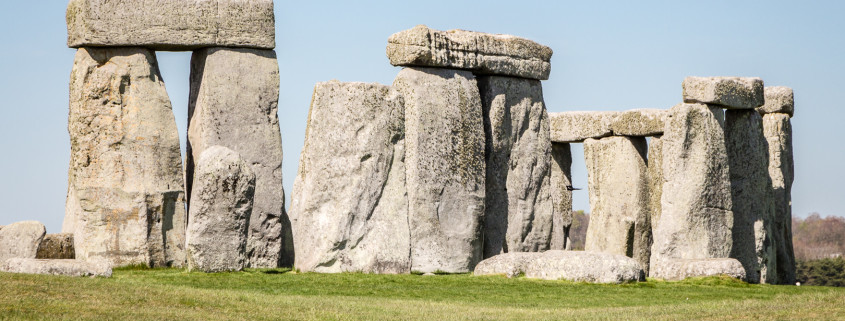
[473,252,540,278]
[188,48,287,268]
[64,47,187,268]
[647,136,664,231]
[387,25,553,80]
[525,251,643,284]
[651,258,746,281]
[291,81,410,274]
[1,258,112,278]
[652,103,733,265]
[763,113,796,284]
[758,86,794,117]
[682,77,764,109]
[610,109,668,136]
[549,111,619,143]
[36,233,75,260]
[550,143,573,250]
[67,0,276,50]
[0,221,46,261]
[187,146,255,273]
[393,67,485,273]
[479,76,553,258]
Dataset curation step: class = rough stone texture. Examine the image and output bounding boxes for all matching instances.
[549,111,619,143]
[550,143,573,250]
[36,233,75,260]
[67,0,275,50]
[0,221,46,261]
[290,81,410,274]
[651,258,746,281]
[584,136,651,275]
[387,25,553,80]
[478,76,553,258]
[726,110,775,284]
[1,258,112,278]
[763,113,796,284]
[188,48,288,268]
[758,86,794,117]
[524,250,643,283]
[682,77,764,109]
[651,103,733,267]
[64,47,187,268]
[473,252,540,278]
[610,109,668,137]
[393,67,485,273]
[647,136,663,231]
[186,146,255,273]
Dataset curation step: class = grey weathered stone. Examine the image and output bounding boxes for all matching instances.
[758,86,794,117]
[726,110,775,284]
[188,48,288,268]
[763,113,796,284]
[1,258,112,278]
[549,111,619,143]
[67,0,275,50]
[647,136,663,232]
[584,136,651,275]
[478,76,553,258]
[36,233,75,260]
[387,25,553,80]
[186,146,255,273]
[473,252,540,278]
[652,103,733,267]
[682,77,764,109]
[393,67,485,273]
[64,47,187,268]
[525,250,643,283]
[0,221,46,261]
[291,81,410,274]
[550,143,573,250]
[610,109,668,137]
[650,258,746,281]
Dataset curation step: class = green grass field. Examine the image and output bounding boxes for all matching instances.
[1,267,843,320]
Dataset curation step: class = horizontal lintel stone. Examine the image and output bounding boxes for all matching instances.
[609,109,668,137]
[549,111,619,143]
[682,76,764,109]
[757,86,794,117]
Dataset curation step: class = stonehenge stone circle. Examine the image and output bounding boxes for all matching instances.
[187,47,288,268]
[758,86,794,117]
[650,258,746,281]
[393,67,485,273]
[67,0,276,50]
[36,233,75,260]
[763,112,797,284]
[524,251,643,283]
[609,109,668,137]
[291,81,410,274]
[186,146,255,273]
[387,25,553,80]
[0,221,46,262]
[1,258,112,278]
[682,77,764,109]
[550,143,573,250]
[479,76,554,258]
[63,47,187,268]
[549,111,619,143]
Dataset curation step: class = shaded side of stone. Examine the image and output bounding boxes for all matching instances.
[36,233,75,260]
[763,113,796,284]
[550,143,573,250]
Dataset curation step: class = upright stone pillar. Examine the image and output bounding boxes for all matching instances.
[64,47,187,267]
[393,67,485,273]
[187,48,288,268]
[478,76,554,258]
[550,143,573,250]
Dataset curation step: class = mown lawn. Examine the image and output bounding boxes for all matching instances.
[1,267,843,320]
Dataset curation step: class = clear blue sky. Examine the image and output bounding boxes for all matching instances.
[1,1,843,233]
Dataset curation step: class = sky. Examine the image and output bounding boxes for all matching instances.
[0,1,843,233]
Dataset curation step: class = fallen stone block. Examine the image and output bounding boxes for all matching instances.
[387,25,553,80]
[473,252,540,278]
[650,258,746,281]
[67,0,275,50]
[291,81,410,274]
[549,111,619,143]
[1,258,112,278]
[757,86,794,117]
[479,76,553,258]
[525,251,643,284]
[610,109,668,136]
[0,221,46,261]
[763,113,796,284]
[36,233,75,260]
[550,143,573,250]
[682,76,764,109]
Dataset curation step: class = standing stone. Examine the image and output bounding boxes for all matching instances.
[188,48,288,268]
[393,67,485,273]
[651,103,733,276]
[763,113,796,284]
[726,110,775,284]
[647,136,664,231]
[478,76,553,258]
[290,81,410,273]
[36,233,75,260]
[682,77,764,109]
[583,136,650,274]
[550,143,573,250]
[64,47,187,267]
[187,146,255,273]
[0,221,46,261]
